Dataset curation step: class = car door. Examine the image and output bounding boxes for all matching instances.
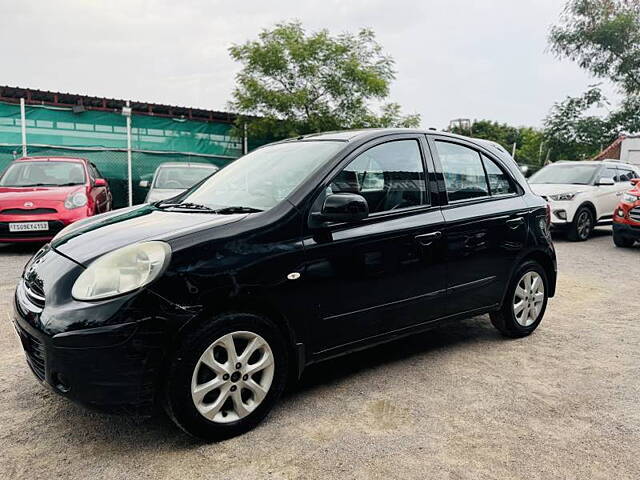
[90,163,109,212]
[428,136,529,315]
[302,135,447,354]
[594,166,621,220]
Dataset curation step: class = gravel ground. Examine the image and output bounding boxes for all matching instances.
[0,229,638,480]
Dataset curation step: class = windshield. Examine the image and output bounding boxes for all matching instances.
[154,166,217,189]
[180,141,344,210]
[0,161,86,187]
[528,163,599,185]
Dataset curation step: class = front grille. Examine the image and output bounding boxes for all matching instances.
[15,323,46,381]
[22,278,45,309]
[630,207,640,223]
[0,220,64,238]
[0,208,57,215]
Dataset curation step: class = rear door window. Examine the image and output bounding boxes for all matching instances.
[435,141,489,202]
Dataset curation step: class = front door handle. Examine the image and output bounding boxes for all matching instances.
[415,231,442,246]
[506,217,525,229]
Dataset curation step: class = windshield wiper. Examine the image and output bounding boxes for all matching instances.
[212,206,263,214]
[155,201,217,212]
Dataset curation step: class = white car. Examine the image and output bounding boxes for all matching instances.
[529,160,640,241]
[140,162,219,203]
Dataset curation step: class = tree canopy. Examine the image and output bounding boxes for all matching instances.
[449,120,545,166]
[229,22,420,139]
[550,0,640,96]
[544,0,640,160]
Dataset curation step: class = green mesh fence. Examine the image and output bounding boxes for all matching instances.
[0,101,261,208]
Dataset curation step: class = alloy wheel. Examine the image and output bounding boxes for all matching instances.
[576,211,592,240]
[512,271,545,327]
[191,331,275,423]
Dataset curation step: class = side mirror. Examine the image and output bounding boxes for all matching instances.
[139,180,150,188]
[317,193,369,224]
[596,177,615,186]
[94,178,107,187]
[630,178,640,186]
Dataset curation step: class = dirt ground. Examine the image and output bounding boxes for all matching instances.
[0,229,638,480]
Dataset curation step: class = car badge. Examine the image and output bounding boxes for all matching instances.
[23,201,34,208]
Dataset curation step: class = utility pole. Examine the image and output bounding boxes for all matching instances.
[122,101,133,207]
[20,98,27,157]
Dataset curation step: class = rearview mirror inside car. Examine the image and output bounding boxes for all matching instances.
[596,177,615,186]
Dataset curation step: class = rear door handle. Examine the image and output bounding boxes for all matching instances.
[506,217,525,229]
[415,231,442,246]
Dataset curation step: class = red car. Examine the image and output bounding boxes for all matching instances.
[0,156,112,242]
[613,177,640,247]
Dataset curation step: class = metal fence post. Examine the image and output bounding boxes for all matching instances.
[243,123,248,155]
[123,101,133,207]
[20,98,27,157]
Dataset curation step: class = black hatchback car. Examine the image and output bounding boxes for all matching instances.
[12,129,556,440]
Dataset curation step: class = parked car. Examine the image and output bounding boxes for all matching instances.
[12,129,556,440]
[528,160,640,241]
[612,178,640,247]
[0,156,112,242]
[140,162,219,203]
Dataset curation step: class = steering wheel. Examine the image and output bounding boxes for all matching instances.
[163,180,183,189]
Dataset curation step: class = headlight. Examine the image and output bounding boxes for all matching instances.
[622,192,640,203]
[65,191,88,209]
[72,241,171,301]
[549,192,579,201]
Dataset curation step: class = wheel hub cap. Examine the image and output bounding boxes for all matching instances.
[512,271,545,327]
[191,331,275,424]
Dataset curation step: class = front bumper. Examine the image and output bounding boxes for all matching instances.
[0,209,90,242]
[12,302,164,414]
[612,222,640,241]
[10,246,196,414]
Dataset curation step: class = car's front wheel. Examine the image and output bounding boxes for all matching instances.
[567,206,593,241]
[490,260,549,338]
[613,231,635,248]
[164,312,288,441]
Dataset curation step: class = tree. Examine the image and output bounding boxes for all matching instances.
[229,22,420,139]
[545,0,640,160]
[550,0,640,96]
[449,120,545,165]
[543,87,616,160]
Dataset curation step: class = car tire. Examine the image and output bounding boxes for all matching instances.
[490,260,549,338]
[613,232,635,248]
[163,312,288,441]
[567,207,594,241]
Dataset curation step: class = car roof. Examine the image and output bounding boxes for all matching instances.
[295,128,477,143]
[15,156,86,163]
[156,162,218,169]
[555,160,637,168]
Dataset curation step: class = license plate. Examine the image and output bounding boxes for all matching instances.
[9,222,49,232]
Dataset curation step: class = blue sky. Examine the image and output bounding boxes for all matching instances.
[0,0,619,128]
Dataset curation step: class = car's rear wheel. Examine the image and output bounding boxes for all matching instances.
[490,260,548,338]
[567,207,593,241]
[613,231,635,248]
[164,312,288,441]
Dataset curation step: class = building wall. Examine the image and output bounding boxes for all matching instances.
[620,137,640,167]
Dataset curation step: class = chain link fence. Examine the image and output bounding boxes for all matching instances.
[0,100,253,208]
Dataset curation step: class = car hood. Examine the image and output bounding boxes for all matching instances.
[0,185,82,204]
[529,183,594,196]
[51,204,247,265]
